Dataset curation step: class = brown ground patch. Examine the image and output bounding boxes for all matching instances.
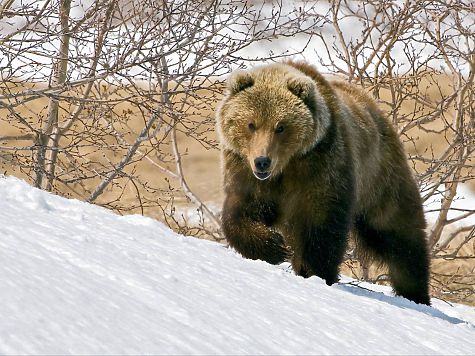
[1,77,473,304]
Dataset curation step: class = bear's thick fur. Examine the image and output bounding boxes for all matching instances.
[216,61,430,305]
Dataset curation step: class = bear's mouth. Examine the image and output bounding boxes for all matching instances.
[253,171,271,180]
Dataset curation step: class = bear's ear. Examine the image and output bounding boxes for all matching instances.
[228,71,254,95]
[287,76,317,110]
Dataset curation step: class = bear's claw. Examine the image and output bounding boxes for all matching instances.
[263,232,293,265]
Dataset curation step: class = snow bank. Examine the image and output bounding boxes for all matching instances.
[1,176,474,355]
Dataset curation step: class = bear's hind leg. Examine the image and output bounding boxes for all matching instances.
[354,217,430,305]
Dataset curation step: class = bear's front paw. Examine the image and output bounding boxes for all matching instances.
[263,232,293,265]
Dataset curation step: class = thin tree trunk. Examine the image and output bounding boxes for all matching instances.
[45,0,117,191]
[34,0,71,189]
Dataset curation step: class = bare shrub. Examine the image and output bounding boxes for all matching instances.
[0,0,322,240]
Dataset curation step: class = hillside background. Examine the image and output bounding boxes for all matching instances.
[1,175,475,354]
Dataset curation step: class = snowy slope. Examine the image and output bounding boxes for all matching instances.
[1,176,475,355]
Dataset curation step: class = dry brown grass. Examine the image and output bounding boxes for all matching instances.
[1,77,474,305]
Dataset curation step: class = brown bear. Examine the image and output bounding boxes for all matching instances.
[216,60,430,305]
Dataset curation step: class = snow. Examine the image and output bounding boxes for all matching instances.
[1,175,475,355]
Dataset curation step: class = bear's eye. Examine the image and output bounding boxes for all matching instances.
[275,125,285,134]
[248,122,256,131]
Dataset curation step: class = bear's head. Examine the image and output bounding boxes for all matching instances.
[216,63,330,181]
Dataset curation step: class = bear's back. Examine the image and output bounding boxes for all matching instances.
[329,81,412,216]
[286,61,407,213]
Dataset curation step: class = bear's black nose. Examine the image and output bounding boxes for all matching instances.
[254,156,271,172]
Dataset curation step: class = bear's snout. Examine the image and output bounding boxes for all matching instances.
[254,156,271,172]
[253,156,272,180]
